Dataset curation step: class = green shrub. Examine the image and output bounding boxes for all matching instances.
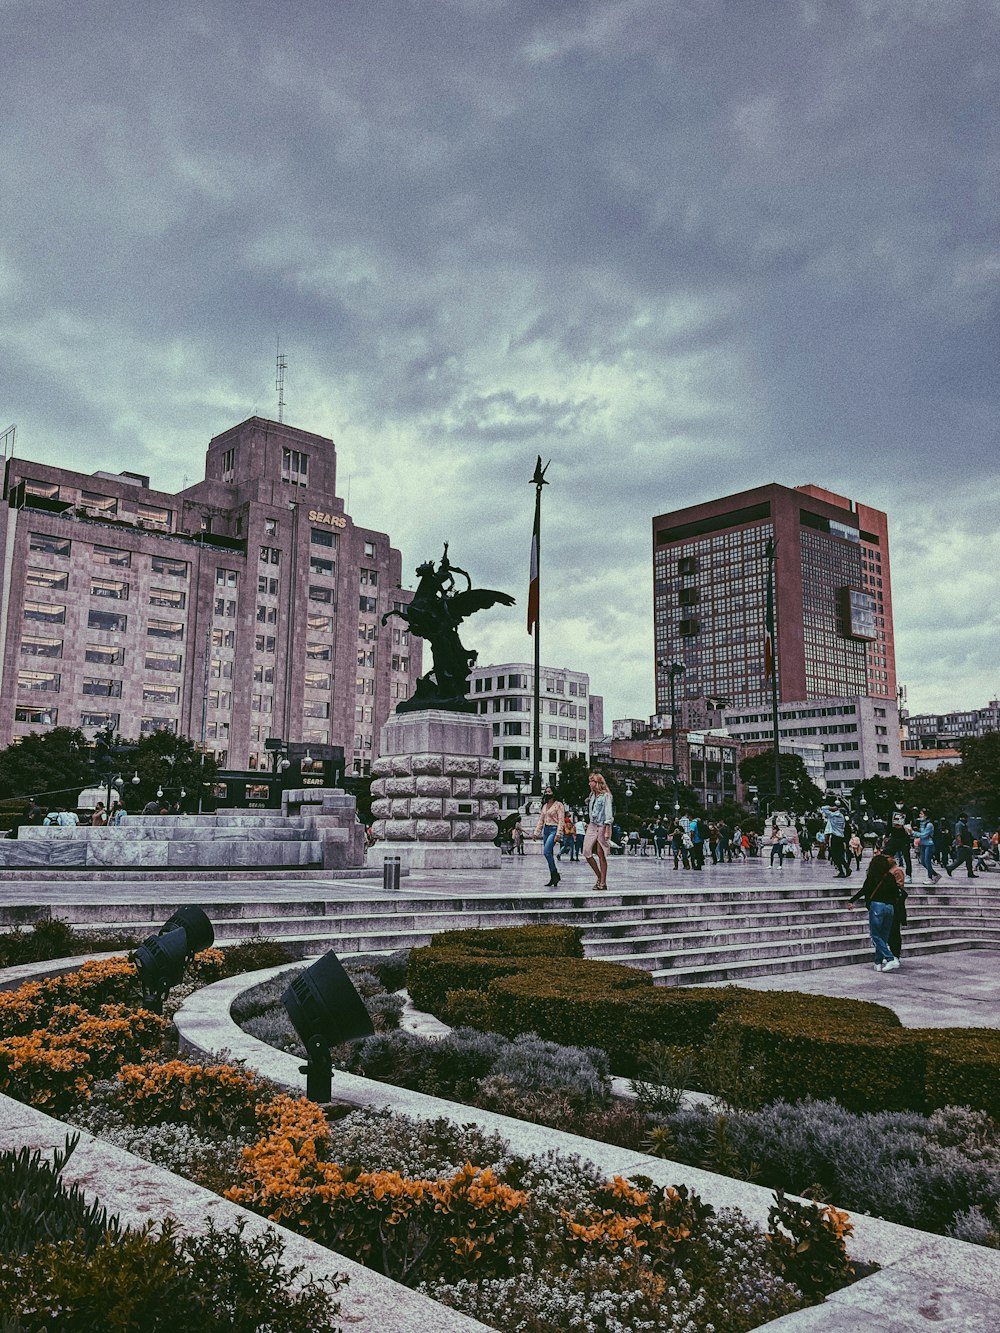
[0,1135,121,1257]
[219,937,296,976]
[924,1031,1000,1120]
[430,924,584,957]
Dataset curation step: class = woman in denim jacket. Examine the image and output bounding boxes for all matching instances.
[584,771,614,891]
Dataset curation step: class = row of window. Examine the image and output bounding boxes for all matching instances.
[25,605,184,637]
[23,489,173,528]
[14,706,176,733]
[16,671,180,703]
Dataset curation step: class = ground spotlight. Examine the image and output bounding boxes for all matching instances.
[282,951,374,1103]
[131,905,215,1013]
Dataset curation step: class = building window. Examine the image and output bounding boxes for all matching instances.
[28,532,71,557]
[86,645,124,666]
[258,575,279,595]
[136,503,172,531]
[143,683,180,704]
[208,691,233,710]
[281,447,309,486]
[93,545,131,568]
[309,585,334,604]
[259,545,281,565]
[364,540,376,558]
[216,568,238,587]
[222,446,237,480]
[210,658,234,679]
[145,651,182,673]
[87,609,126,633]
[91,577,129,600]
[360,568,378,586]
[26,567,69,591]
[25,601,66,625]
[255,635,276,653]
[140,716,178,735]
[214,597,237,617]
[147,619,184,640]
[264,517,278,536]
[80,711,120,729]
[21,634,63,655]
[211,628,236,648]
[392,655,409,672]
[311,528,337,548]
[23,479,60,500]
[256,605,278,625]
[83,679,122,697]
[15,705,57,725]
[17,670,60,692]
[152,555,188,578]
[307,643,332,661]
[307,613,334,633]
[359,595,377,613]
[305,671,332,690]
[251,694,273,713]
[303,700,330,718]
[81,490,118,515]
[253,665,275,684]
[310,557,334,577]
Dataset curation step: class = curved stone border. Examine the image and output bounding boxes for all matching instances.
[176,962,1000,1332]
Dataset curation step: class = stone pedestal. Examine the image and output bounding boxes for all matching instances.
[370,710,501,870]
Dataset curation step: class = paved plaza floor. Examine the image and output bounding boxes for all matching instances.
[2,848,998,1030]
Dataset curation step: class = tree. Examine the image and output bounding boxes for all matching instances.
[122,730,219,812]
[738,750,824,815]
[0,728,94,807]
[555,754,590,808]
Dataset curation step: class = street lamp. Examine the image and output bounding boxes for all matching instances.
[623,778,636,842]
[658,660,686,806]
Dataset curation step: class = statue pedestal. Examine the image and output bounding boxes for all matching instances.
[370,710,502,871]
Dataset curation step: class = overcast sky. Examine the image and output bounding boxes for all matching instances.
[2,0,998,723]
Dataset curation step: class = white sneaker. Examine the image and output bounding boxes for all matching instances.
[873,962,884,971]
[882,958,900,972]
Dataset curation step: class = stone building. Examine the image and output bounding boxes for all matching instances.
[0,417,420,772]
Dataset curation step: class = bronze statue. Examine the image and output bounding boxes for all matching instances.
[383,545,515,713]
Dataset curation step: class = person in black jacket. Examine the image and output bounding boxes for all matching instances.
[847,852,904,972]
[945,814,979,879]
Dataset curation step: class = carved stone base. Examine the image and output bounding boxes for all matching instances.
[370,709,501,871]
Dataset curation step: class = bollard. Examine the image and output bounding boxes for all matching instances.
[383,855,401,893]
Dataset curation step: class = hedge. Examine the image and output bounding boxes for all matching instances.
[406,926,1000,1114]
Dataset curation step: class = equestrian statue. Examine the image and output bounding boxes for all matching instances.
[382,544,515,713]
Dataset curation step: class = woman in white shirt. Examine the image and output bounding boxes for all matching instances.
[584,771,614,891]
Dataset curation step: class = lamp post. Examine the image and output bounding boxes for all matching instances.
[623,778,635,843]
[658,660,686,809]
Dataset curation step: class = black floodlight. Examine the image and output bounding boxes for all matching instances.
[131,905,214,1014]
[282,951,375,1103]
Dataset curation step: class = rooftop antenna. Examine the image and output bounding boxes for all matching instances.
[1,424,15,464]
[275,341,287,423]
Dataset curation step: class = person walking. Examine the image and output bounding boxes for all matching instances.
[532,788,565,887]
[574,813,586,861]
[583,771,613,891]
[847,852,904,971]
[769,822,786,868]
[848,830,863,870]
[821,802,852,877]
[916,810,942,884]
[884,800,914,883]
[945,813,979,879]
[556,811,574,861]
[91,801,108,827]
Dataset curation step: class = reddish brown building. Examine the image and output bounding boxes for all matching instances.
[652,483,895,716]
[0,418,420,773]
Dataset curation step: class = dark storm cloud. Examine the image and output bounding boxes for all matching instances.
[1,0,998,717]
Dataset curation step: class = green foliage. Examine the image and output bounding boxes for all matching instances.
[0,728,94,806]
[218,937,296,976]
[767,1190,858,1302]
[0,1217,345,1332]
[738,750,824,814]
[629,1041,699,1116]
[125,729,219,811]
[430,924,584,958]
[0,1135,122,1257]
[0,919,143,969]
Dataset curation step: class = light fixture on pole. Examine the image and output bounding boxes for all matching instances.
[131,906,214,1015]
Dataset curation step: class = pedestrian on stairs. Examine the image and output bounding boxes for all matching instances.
[847,852,904,972]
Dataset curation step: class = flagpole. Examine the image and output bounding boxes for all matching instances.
[528,457,550,800]
[765,536,781,806]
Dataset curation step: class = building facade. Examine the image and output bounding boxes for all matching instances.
[652,483,896,717]
[718,694,904,792]
[903,700,1000,750]
[0,418,420,773]
[469,662,590,810]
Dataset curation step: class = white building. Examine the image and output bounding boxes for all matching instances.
[719,694,903,793]
[469,662,590,810]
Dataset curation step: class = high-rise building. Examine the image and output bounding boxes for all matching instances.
[652,483,895,716]
[468,662,590,809]
[0,417,421,772]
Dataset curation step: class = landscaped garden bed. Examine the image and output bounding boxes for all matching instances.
[0,942,870,1333]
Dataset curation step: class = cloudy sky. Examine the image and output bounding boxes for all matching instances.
[2,0,998,723]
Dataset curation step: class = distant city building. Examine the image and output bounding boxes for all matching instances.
[0,417,421,773]
[606,728,744,809]
[469,662,590,809]
[588,693,605,741]
[612,718,646,740]
[901,748,962,777]
[903,700,1000,750]
[719,694,904,792]
[652,483,896,720]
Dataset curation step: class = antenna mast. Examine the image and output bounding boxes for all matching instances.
[1,425,15,465]
[275,343,287,423]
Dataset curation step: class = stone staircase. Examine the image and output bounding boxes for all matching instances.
[0,791,365,871]
[4,873,1000,983]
